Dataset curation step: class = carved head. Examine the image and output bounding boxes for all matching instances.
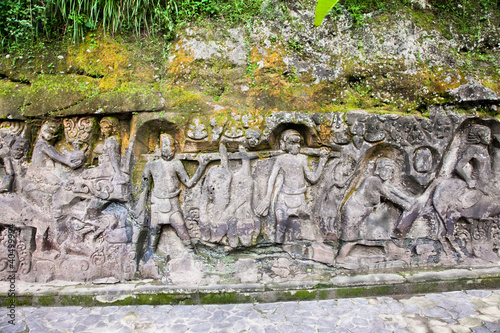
[413,147,433,173]
[160,134,176,160]
[100,117,119,139]
[280,129,301,155]
[374,157,395,181]
[11,137,29,160]
[434,116,452,139]
[40,120,61,142]
[467,124,491,145]
[245,129,261,148]
[364,117,385,143]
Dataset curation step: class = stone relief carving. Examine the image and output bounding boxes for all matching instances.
[136,134,209,251]
[1,110,500,284]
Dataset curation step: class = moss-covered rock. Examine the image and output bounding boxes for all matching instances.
[0,80,28,119]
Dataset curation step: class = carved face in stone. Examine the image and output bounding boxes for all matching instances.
[11,138,29,160]
[434,116,452,139]
[160,134,175,160]
[100,117,119,139]
[413,147,433,173]
[40,121,60,142]
[280,130,301,155]
[374,158,395,182]
[478,127,491,145]
[364,117,385,143]
[245,129,261,148]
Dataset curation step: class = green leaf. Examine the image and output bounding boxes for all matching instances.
[314,0,339,26]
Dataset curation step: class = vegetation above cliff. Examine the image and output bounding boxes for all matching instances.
[0,0,498,120]
[1,0,499,52]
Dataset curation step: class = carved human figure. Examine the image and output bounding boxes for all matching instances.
[24,120,86,207]
[0,122,29,193]
[77,117,129,201]
[136,134,208,251]
[337,158,414,263]
[433,124,500,239]
[199,161,231,243]
[316,155,357,239]
[221,144,259,248]
[256,129,329,243]
[0,137,30,193]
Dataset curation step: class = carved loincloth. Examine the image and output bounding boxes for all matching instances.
[275,184,308,217]
[150,190,182,227]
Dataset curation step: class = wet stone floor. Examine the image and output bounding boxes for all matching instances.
[1,289,500,333]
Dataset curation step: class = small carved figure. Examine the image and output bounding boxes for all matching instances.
[337,158,414,263]
[0,137,29,193]
[136,134,208,251]
[256,129,329,243]
[364,116,385,143]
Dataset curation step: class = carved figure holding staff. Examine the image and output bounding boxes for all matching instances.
[136,134,209,251]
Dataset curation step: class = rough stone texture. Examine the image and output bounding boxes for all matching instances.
[0,3,499,119]
[0,109,500,285]
[0,2,499,287]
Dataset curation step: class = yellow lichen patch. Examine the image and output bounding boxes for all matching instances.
[67,34,132,92]
[167,40,196,81]
[248,45,287,73]
[481,78,500,94]
[161,84,208,113]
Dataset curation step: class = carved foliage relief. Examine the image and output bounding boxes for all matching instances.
[1,110,500,284]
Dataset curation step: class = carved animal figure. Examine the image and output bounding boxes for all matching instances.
[432,125,500,237]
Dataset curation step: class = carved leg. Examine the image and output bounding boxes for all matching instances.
[275,209,287,244]
[227,217,238,248]
[152,225,163,252]
[170,211,193,249]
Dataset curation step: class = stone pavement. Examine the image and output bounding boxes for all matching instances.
[2,289,500,333]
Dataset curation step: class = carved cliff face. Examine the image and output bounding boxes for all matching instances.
[2,111,500,285]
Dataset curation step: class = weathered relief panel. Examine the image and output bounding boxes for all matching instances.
[1,108,500,285]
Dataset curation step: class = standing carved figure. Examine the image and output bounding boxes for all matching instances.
[256,129,329,243]
[337,158,414,263]
[221,144,259,248]
[136,134,208,251]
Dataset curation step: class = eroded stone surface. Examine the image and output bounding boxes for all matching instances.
[1,110,500,284]
[1,290,500,333]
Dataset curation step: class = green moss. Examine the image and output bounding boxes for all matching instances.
[200,292,243,304]
[38,296,57,306]
[60,295,95,306]
[23,74,99,116]
[291,290,317,301]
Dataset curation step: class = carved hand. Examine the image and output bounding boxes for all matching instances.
[255,200,270,217]
[68,148,86,169]
[196,154,210,167]
[319,147,330,159]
